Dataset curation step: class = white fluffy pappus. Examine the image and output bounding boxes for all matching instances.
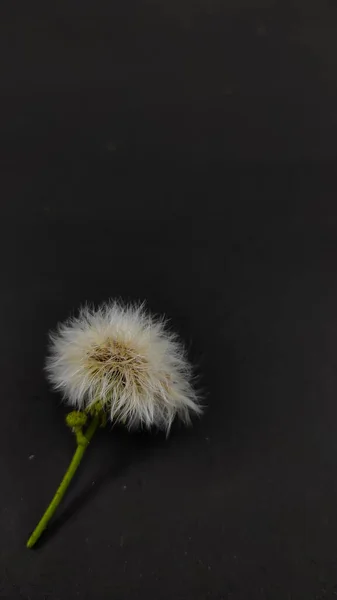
[46,301,202,432]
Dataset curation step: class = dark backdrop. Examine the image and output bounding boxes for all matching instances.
[2,2,337,599]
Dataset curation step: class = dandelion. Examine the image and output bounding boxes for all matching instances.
[26,301,201,548]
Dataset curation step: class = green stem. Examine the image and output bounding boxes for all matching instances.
[26,414,100,549]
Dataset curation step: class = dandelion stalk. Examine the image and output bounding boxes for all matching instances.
[26,408,102,549]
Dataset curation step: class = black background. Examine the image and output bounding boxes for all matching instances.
[2,1,337,599]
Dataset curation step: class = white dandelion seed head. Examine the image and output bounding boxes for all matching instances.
[46,301,202,432]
